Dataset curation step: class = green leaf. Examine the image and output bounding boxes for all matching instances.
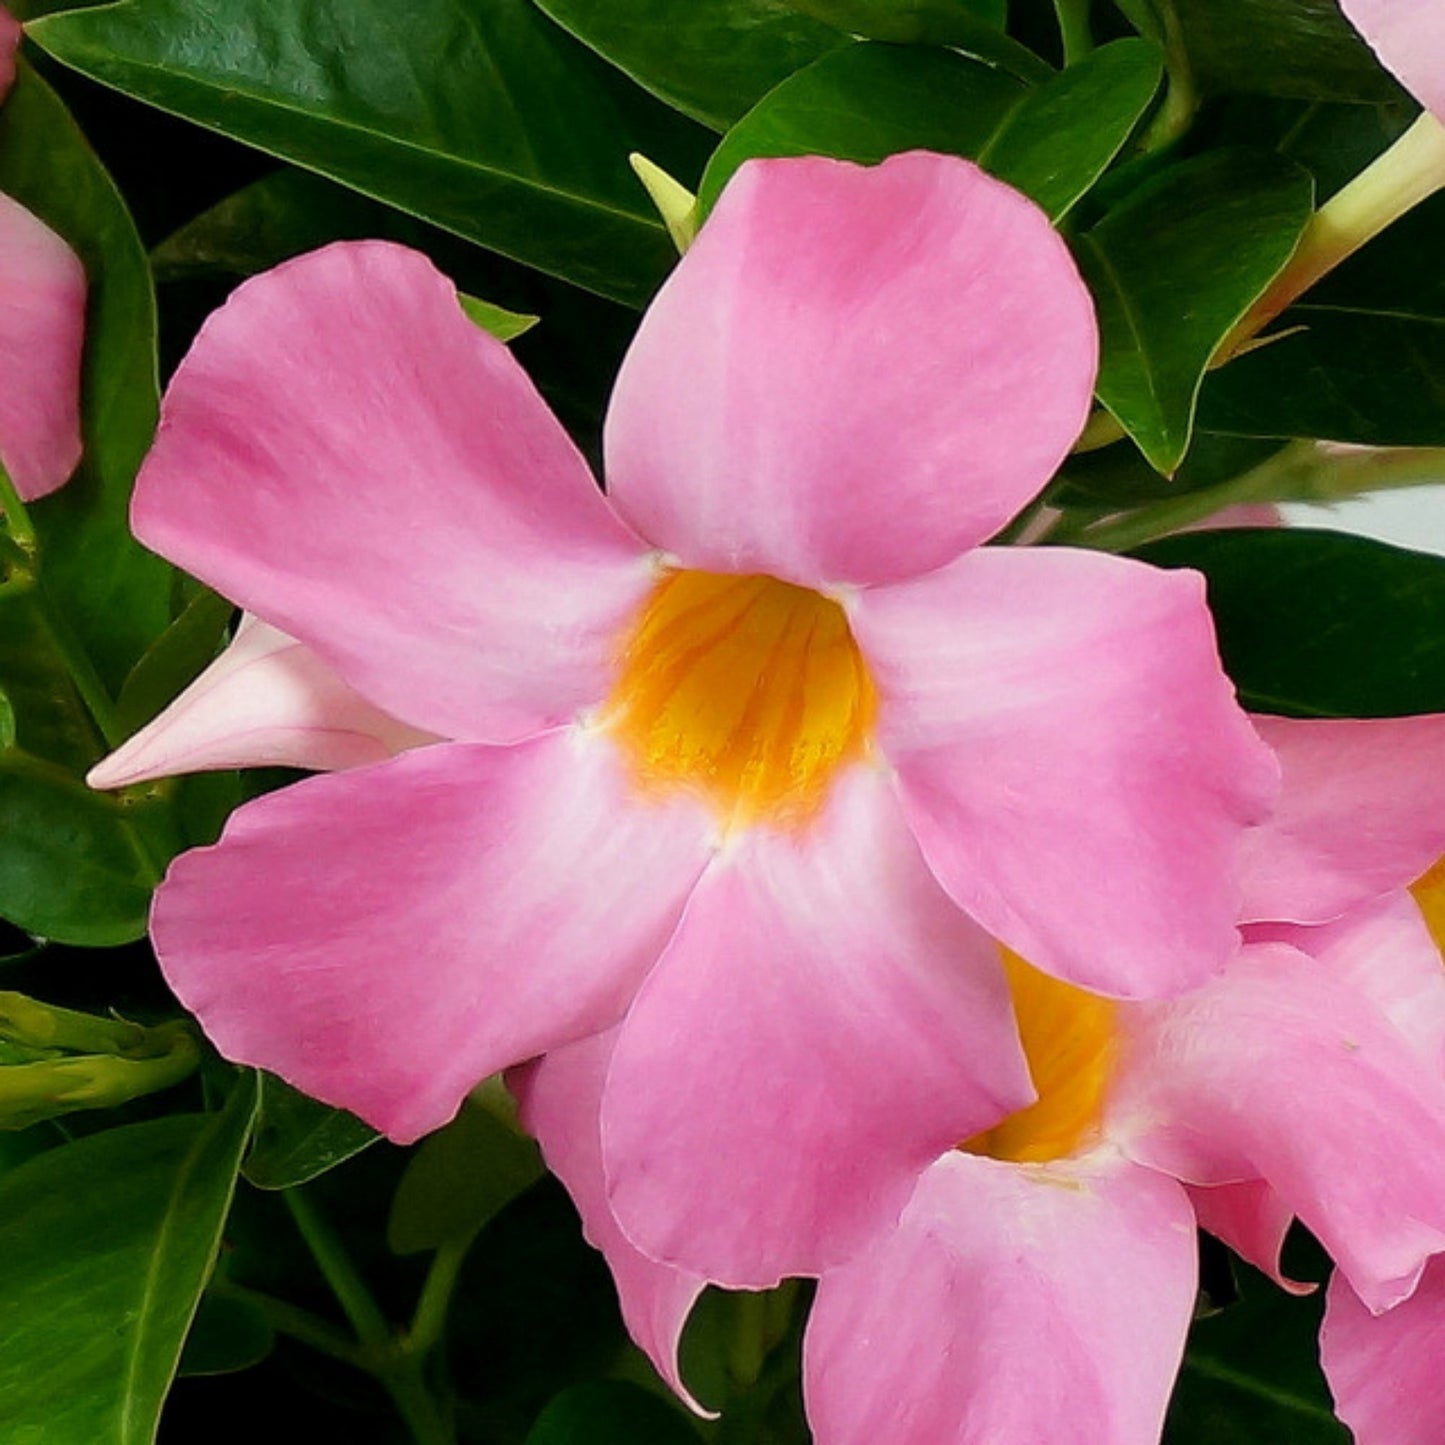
[1165,1262,1346,1443]
[387,1100,544,1255]
[976,39,1162,222]
[531,0,845,131]
[525,1381,704,1444]
[0,593,105,773]
[30,0,711,307]
[0,60,171,690]
[243,1073,378,1190]
[0,753,154,945]
[1076,149,1314,474]
[699,44,1023,212]
[1163,0,1404,102]
[177,1291,275,1378]
[116,589,234,736]
[1133,529,1445,718]
[698,39,1162,222]
[1199,192,1445,447]
[0,1079,258,1445]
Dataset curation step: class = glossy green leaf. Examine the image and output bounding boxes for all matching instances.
[0,594,104,774]
[243,1073,378,1190]
[699,39,1161,221]
[177,1292,276,1378]
[977,39,1162,221]
[116,590,234,736]
[1199,192,1445,447]
[1165,1263,1346,1443]
[531,0,845,131]
[387,1100,544,1255]
[458,293,540,341]
[30,0,711,307]
[1076,149,1314,474]
[0,1079,258,1445]
[1161,0,1403,102]
[0,754,155,945]
[699,44,1023,210]
[525,1381,703,1444]
[0,61,171,690]
[1133,529,1445,718]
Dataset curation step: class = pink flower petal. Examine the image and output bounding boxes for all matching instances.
[152,730,714,1143]
[1340,0,1445,120]
[88,615,438,789]
[850,545,1277,998]
[1187,1180,1313,1296]
[1239,714,1445,925]
[0,191,85,501]
[0,6,19,103]
[1266,892,1445,1074]
[605,152,1097,589]
[132,241,654,745]
[601,764,1031,1289]
[1115,942,1445,1311]
[803,1152,1196,1445]
[1322,1260,1445,1445]
[511,1032,714,1418]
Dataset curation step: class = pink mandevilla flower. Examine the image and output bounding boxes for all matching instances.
[98,151,1277,1288]
[512,713,1445,1442]
[0,5,86,502]
[1339,0,1445,119]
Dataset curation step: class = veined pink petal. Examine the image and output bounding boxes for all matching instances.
[850,546,1277,998]
[601,764,1031,1289]
[1264,892,1445,1074]
[605,152,1097,589]
[1322,1261,1445,1444]
[152,730,714,1143]
[1114,943,1445,1311]
[1187,1180,1312,1295]
[88,615,438,789]
[132,241,654,746]
[1339,0,1445,120]
[1239,715,1445,925]
[803,1153,1196,1445]
[0,6,19,103]
[0,192,85,501]
[511,1032,714,1418]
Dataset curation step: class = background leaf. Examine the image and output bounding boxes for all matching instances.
[1076,149,1314,473]
[0,1079,257,1444]
[1133,529,1445,718]
[524,1380,703,1444]
[243,1074,378,1191]
[30,0,712,306]
[530,0,844,131]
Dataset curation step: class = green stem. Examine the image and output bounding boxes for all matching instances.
[211,1279,369,1368]
[1134,3,1197,153]
[284,1188,392,1347]
[0,464,38,556]
[1053,0,1092,64]
[1227,112,1445,348]
[408,1232,475,1358]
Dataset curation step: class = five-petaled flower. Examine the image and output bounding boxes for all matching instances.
[513,713,1445,1442]
[97,150,1277,1289]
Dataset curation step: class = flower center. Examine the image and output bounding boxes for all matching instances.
[1412,856,1445,954]
[963,949,1119,1164]
[602,568,877,829]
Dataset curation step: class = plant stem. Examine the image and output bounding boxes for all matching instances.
[408,1232,474,1358]
[1053,0,1092,64]
[284,1187,392,1347]
[1227,112,1445,348]
[211,1278,369,1367]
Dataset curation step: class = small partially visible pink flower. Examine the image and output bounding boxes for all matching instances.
[1340,0,1445,120]
[0,8,86,503]
[108,151,1276,1288]
[514,713,1445,1439]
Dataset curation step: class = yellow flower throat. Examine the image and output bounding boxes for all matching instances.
[602,569,877,829]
